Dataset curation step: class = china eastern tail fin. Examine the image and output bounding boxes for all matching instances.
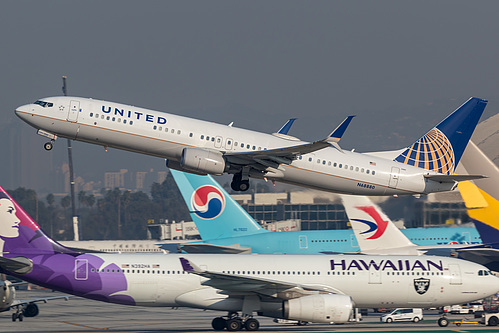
[341,195,417,254]
[170,170,269,240]
[394,97,487,174]
[0,186,76,256]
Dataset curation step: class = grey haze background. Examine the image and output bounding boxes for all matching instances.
[1,1,499,194]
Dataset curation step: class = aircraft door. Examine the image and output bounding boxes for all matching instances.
[448,264,462,285]
[75,259,88,280]
[67,100,80,123]
[299,235,308,249]
[388,167,400,188]
[215,136,223,148]
[225,138,233,150]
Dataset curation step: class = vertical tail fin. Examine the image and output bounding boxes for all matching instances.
[341,195,416,254]
[170,170,269,240]
[457,141,499,245]
[458,181,499,245]
[0,186,75,255]
[394,97,487,174]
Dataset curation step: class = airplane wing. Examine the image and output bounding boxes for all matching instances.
[180,243,252,254]
[11,295,72,307]
[179,257,344,299]
[424,174,487,183]
[225,116,355,170]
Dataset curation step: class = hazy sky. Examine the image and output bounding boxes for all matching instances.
[2,1,499,192]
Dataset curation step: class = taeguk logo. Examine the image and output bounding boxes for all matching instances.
[191,185,225,220]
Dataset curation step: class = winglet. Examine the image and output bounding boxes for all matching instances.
[179,257,203,273]
[277,118,297,135]
[327,116,355,143]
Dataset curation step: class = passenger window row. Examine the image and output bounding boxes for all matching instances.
[153,125,181,135]
[90,113,134,125]
[298,156,376,175]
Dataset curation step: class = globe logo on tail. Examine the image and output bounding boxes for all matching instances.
[394,128,455,174]
[191,185,225,220]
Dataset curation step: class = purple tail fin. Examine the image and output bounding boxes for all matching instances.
[0,186,76,255]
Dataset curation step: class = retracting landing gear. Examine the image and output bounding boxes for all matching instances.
[11,307,24,322]
[231,167,250,192]
[44,140,54,151]
[211,312,260,331]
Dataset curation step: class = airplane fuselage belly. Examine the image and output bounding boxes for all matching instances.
[6,253,496,311]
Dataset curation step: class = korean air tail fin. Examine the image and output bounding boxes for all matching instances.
[170,170,270,240]
[0,186,76,257]
[394,97,487,174]
[341,195,418,254]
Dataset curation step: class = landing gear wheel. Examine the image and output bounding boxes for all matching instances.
[238,180,249,192]
[297,321,308,326]
[226,318,242,331]
[244,318,259,331]
[12,313,16,322]
[231,174,250,192]
[18,314,23,322]
[44,142,53,151]
[212,317,226,331]
[438,317,449,327]
[231,174,242,191]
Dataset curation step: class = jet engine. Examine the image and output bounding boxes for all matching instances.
[180,148,226,175]
[22,303,39,317]
[283,294,353,324]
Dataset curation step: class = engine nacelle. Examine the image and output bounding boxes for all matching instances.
[283,294,353,324]
[180,148,226,175]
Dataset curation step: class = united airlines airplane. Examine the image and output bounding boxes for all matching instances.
[15,96,486,194]
[0,185,497,330]
[170,169,480,254]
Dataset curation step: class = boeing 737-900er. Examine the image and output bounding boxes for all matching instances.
[15,96,486,194]
[0,186,497,330]
[170,169,480,254]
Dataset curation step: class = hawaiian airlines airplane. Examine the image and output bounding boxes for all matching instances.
[0,186,497,330]
[170,169,480,254]
[15,96,486,194]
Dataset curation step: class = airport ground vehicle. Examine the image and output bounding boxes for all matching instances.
[380,308,423,323]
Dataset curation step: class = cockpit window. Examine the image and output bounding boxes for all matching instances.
[34,100,54,107]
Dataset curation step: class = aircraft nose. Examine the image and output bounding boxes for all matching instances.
[15,104,33,121]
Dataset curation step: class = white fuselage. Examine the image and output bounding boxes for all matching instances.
[62,253,498,310]
[16,97,454,195]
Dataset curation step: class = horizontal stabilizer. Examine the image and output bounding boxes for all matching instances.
[424,174,486,183]
[180,243,251,254]
[0,256,33,274]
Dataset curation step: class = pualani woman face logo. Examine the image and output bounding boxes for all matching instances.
[0,194,20,239]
